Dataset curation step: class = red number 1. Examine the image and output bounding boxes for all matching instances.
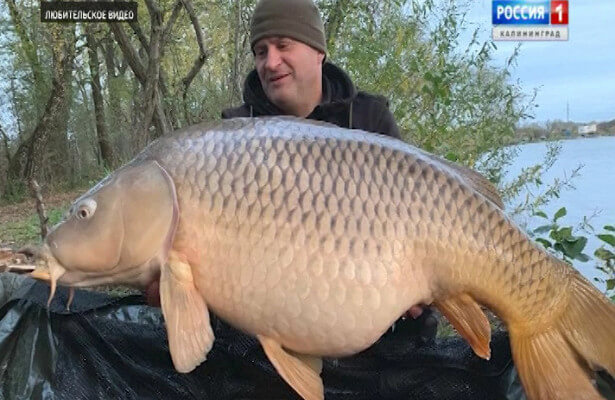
[551,1,569,25]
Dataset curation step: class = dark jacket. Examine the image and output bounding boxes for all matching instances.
[222,63,401,139]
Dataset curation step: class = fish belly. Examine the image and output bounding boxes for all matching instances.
[178,209,432,356]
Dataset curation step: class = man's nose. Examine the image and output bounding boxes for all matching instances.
[264,48,282,70]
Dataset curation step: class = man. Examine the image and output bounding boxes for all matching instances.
[222,0,400,138]
[220,0,437,342]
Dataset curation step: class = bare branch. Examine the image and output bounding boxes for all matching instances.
[181,0,206,56]
[29,179,49,240]
[182,56,207,94]
[86,24,115,167]
[8,24,76,181]
[0,124,12,165]
[6,0,43,84]
[108,22,146,84]
[231,0,242,102]
[162,0,183,46]
[135,0,166,142]
[129,20,150,56]
[103,36,117,77]
[180,0,209,95]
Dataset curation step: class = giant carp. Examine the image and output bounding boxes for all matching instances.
[30,117,614,399]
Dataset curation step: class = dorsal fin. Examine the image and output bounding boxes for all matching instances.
[431,155,504,209]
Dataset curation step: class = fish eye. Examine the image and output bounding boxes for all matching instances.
[75,199,97,220]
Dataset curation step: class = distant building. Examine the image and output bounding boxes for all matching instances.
[579,124,597,135]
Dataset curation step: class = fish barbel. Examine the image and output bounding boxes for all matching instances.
[30,117,614,399]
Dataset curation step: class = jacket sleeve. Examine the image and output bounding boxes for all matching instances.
[354,93,402,140]
[374,103,401,139]
[221,104,251,119]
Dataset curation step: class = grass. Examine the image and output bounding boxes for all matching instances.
[0,189,80,247]
[1,208,64,246]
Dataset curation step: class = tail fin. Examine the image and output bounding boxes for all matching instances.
[510,273,615,399]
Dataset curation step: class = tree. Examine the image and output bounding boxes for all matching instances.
[85,23,115,168]
[7,15,76,184]
[1,0,535,201]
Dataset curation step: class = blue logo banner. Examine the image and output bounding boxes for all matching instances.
[492,0,550,25]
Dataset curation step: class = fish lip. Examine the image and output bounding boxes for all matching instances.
[30,269,52,281]
[28,243,66,306]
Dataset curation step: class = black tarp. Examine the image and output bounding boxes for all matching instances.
[0,273,612,400]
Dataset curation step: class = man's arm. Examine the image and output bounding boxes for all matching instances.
[375,104,401,139]
[221,104,251,119]
[353,93,401,139]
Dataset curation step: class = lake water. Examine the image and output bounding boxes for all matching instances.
[503,136,615,290]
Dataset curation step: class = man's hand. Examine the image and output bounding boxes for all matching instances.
[406,305,424,319]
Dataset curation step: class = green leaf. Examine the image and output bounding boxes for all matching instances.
[597,234,615,247]
[535,238,552,248]
[607,279,615,291]
[533,211,548,219]
[604,225,615,232]
[533,224,555,234]
[567,236,588,256]
[551,227,572,240]
[444,152,458,162]
[553,207,567,221]
[594,248,615,260]
[574,253,590,262]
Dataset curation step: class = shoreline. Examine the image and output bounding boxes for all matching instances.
[509,133,615,146]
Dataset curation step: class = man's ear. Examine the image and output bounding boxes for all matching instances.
[318,51,325,65]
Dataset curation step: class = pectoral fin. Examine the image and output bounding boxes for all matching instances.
[258,335,324,400]
[160,251,214,373]
[435,293,491,359]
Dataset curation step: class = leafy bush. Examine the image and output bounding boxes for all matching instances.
[530,207,615,301]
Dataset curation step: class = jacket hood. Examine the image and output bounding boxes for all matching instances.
[242,62,357,116]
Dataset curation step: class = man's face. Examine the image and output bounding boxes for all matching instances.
[254,36,325,116]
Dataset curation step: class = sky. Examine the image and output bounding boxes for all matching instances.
[461,0,615,124]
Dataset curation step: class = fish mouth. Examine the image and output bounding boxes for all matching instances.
[29,244,66,307]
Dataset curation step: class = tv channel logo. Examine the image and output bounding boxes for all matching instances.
[492,0,568,41]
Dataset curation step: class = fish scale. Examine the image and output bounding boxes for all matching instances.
[34,117,615,399]
[152,119,428,355]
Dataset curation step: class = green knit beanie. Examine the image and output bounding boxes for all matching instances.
[250,0,327,54]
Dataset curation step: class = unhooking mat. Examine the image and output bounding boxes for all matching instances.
[0,273,613,400]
